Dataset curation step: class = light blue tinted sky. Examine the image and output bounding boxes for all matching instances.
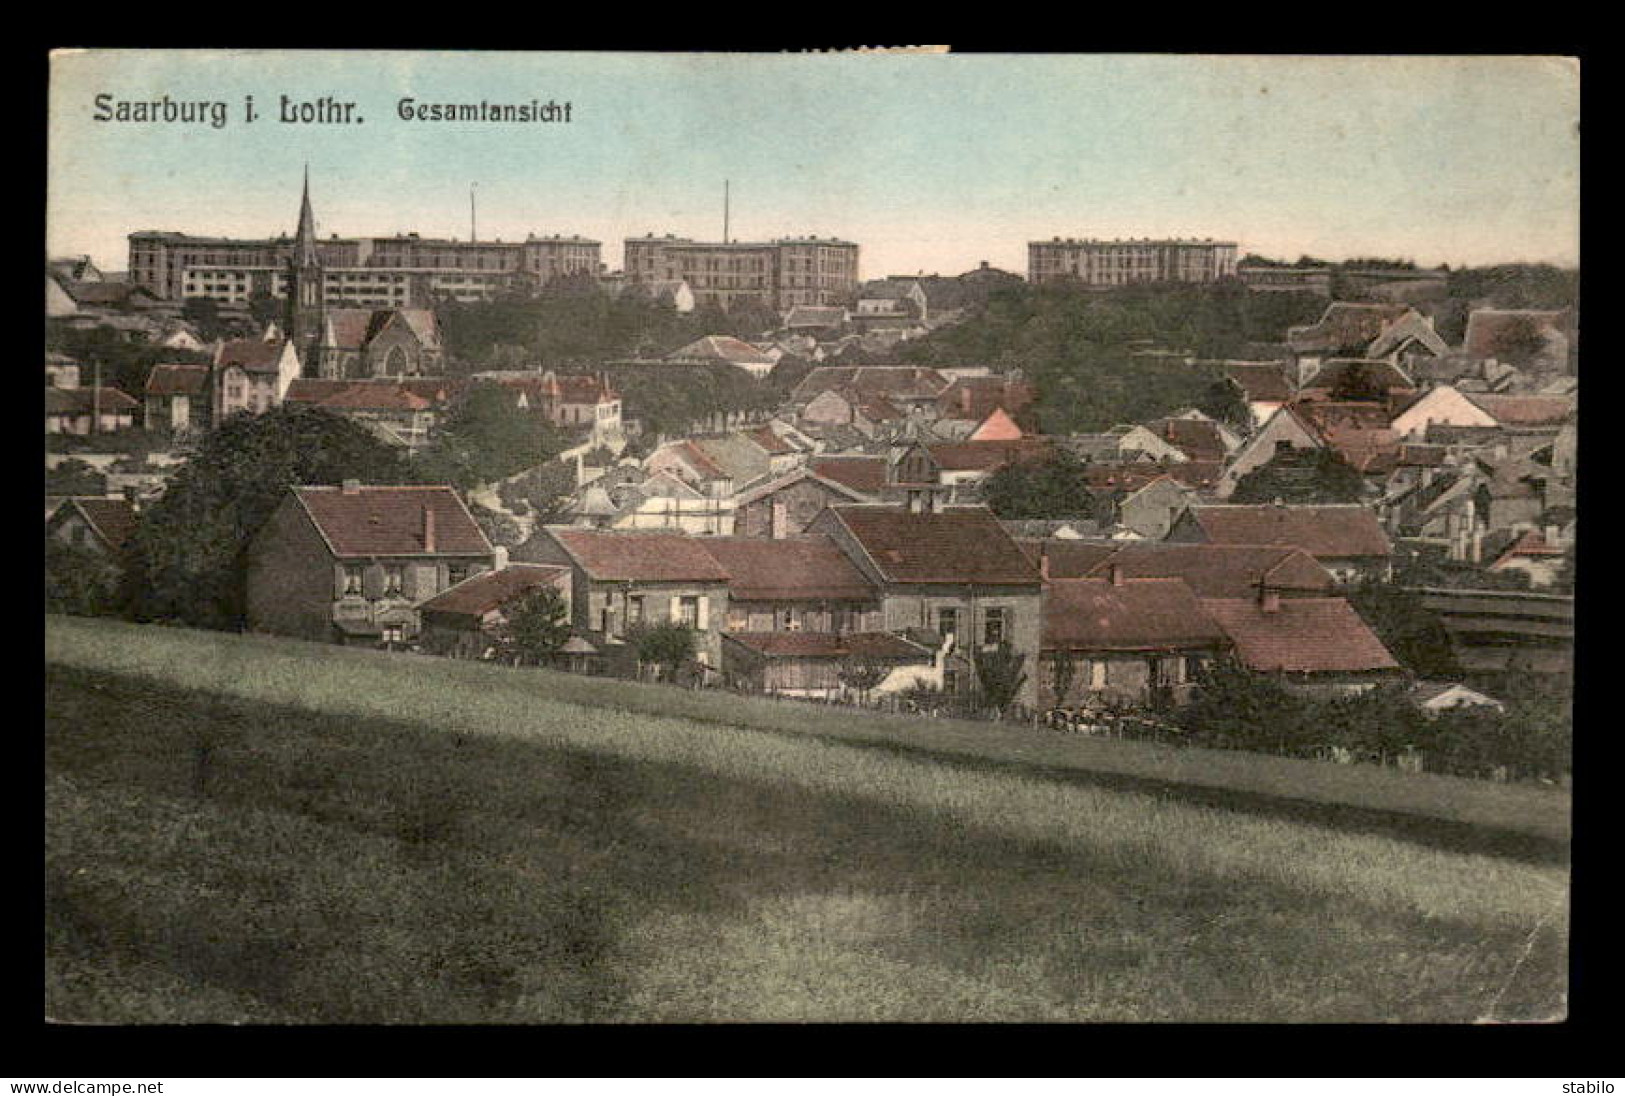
[48,51,1579,279]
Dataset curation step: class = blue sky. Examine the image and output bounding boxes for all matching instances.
[48,51,1579,280]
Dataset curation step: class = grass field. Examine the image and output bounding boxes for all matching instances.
[44,616,1570,1023]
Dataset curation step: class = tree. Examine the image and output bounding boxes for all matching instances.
[1230,448,1366,505]
[499,587,572,666]
[629,621,697,683]
[44,459,107,497]
[1346,580,1460,679]
[409,382,565,490]
[981,449,1097,521]
[44,538,123,617]
[973,641,1028,717]
[837,655,890,704]
[125,405,406,629]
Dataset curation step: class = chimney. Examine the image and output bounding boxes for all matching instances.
[341,478,361,495]
[1039,550,1051,581]
[423,503,436,553]
[1543,524,1560,547]
[960,386,971,412]
[1260,587,1281,614]
[493,544,509,570]
[1109,562,1125,587]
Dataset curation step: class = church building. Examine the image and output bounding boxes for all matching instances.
[286,172,446,380]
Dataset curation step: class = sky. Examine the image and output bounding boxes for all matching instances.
[48,51,1580,281]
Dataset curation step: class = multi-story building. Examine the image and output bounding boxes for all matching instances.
[1027,237,1238,287]
[622,234,859,311]
[129,182,600,306]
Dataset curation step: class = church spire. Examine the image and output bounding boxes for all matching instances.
[295,164,320,266]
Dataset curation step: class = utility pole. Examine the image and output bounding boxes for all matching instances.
[723,179,730,244]
[470,183,477,243]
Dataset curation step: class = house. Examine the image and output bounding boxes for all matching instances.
[1409,681,1505,717]
[1297,358,1417,405]
[700,535,881,634]
[46,497,139,562]
[45,387,139,435]
[623,278,695,313]
[1486,529,1567,588]
[143,364,213,433]
[1414,586,1573,676]
[1213,406,1325,498]
[416,563,573,660]
[790,365,950,416]
[284,378,460,452]
[732,466,874,538]
[1200,590,1404,696]
[1140,416,1242,463]
[477,371,623,437]
[782,305,849,338]
[911,438,1056,503]
[516,527,733,673]
[808,504,1046,707]
[854,280,928,324]
[586,469,736,535]
[1020,540,1335,599]
[245,483,498,645]
[966,407,1026,442]
[665,335,777,378]
[1102,475,1196,540]
[935,373,1038,428]
[1389,384,1500,440]
[1286,302,1412,380]
[213,338,302,418]
[1462,308,1575,373]
[1222,361,1298,428]
[1167,503,1394,582]
[45,353,82,389]
[720,631,943,699]
[809,455,890,497]
[1041,573,1229,710]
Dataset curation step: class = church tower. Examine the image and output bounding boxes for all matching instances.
[286,167,327,377]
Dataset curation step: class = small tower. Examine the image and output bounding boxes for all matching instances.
[286,167,327,377]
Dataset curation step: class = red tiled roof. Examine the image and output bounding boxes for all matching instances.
[699,536,876,602]
[55,497,140,552]
[1142,418,1230,463]
[1463,309,1571,359]
[325,309,376,351]
[668,335,774,364]
[293,485,492,558]
[1044,577,1228,651]
[417,564,570,617]
[1184,505,1393,559]
[1464,394,1573,428]
[936,376,1039,422]
[1200,597,1401,674]
[216,338,287,374]
[746,424,793,454]
[827,505,1042,586]
[1225,361,1296,402]
[1288,303,1410,352]
[144,364,210,397]
[810,456,888,495]
[47,387,140,412]
[1024,541,1335,599]
[723,631,929,660]
[1488,530,1565,570]
[545,528,732,582]
[926,438,1054,472]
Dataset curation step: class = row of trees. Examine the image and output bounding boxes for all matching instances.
[1172,661,1570,782]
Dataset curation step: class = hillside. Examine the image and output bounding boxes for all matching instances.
[45,617,1569,1022]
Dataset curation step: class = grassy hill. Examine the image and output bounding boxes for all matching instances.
[45,617,1569,1022]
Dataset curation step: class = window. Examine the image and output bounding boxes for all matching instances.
[628,596,645,626]
[381,624,404,645]
[1089,660,1108,690]
[448,563,469,587]
[343,564,364,595]
[383,565,405,596]
[937,607,958,641]
[677,595,700,628]
[983,608,1007,646]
